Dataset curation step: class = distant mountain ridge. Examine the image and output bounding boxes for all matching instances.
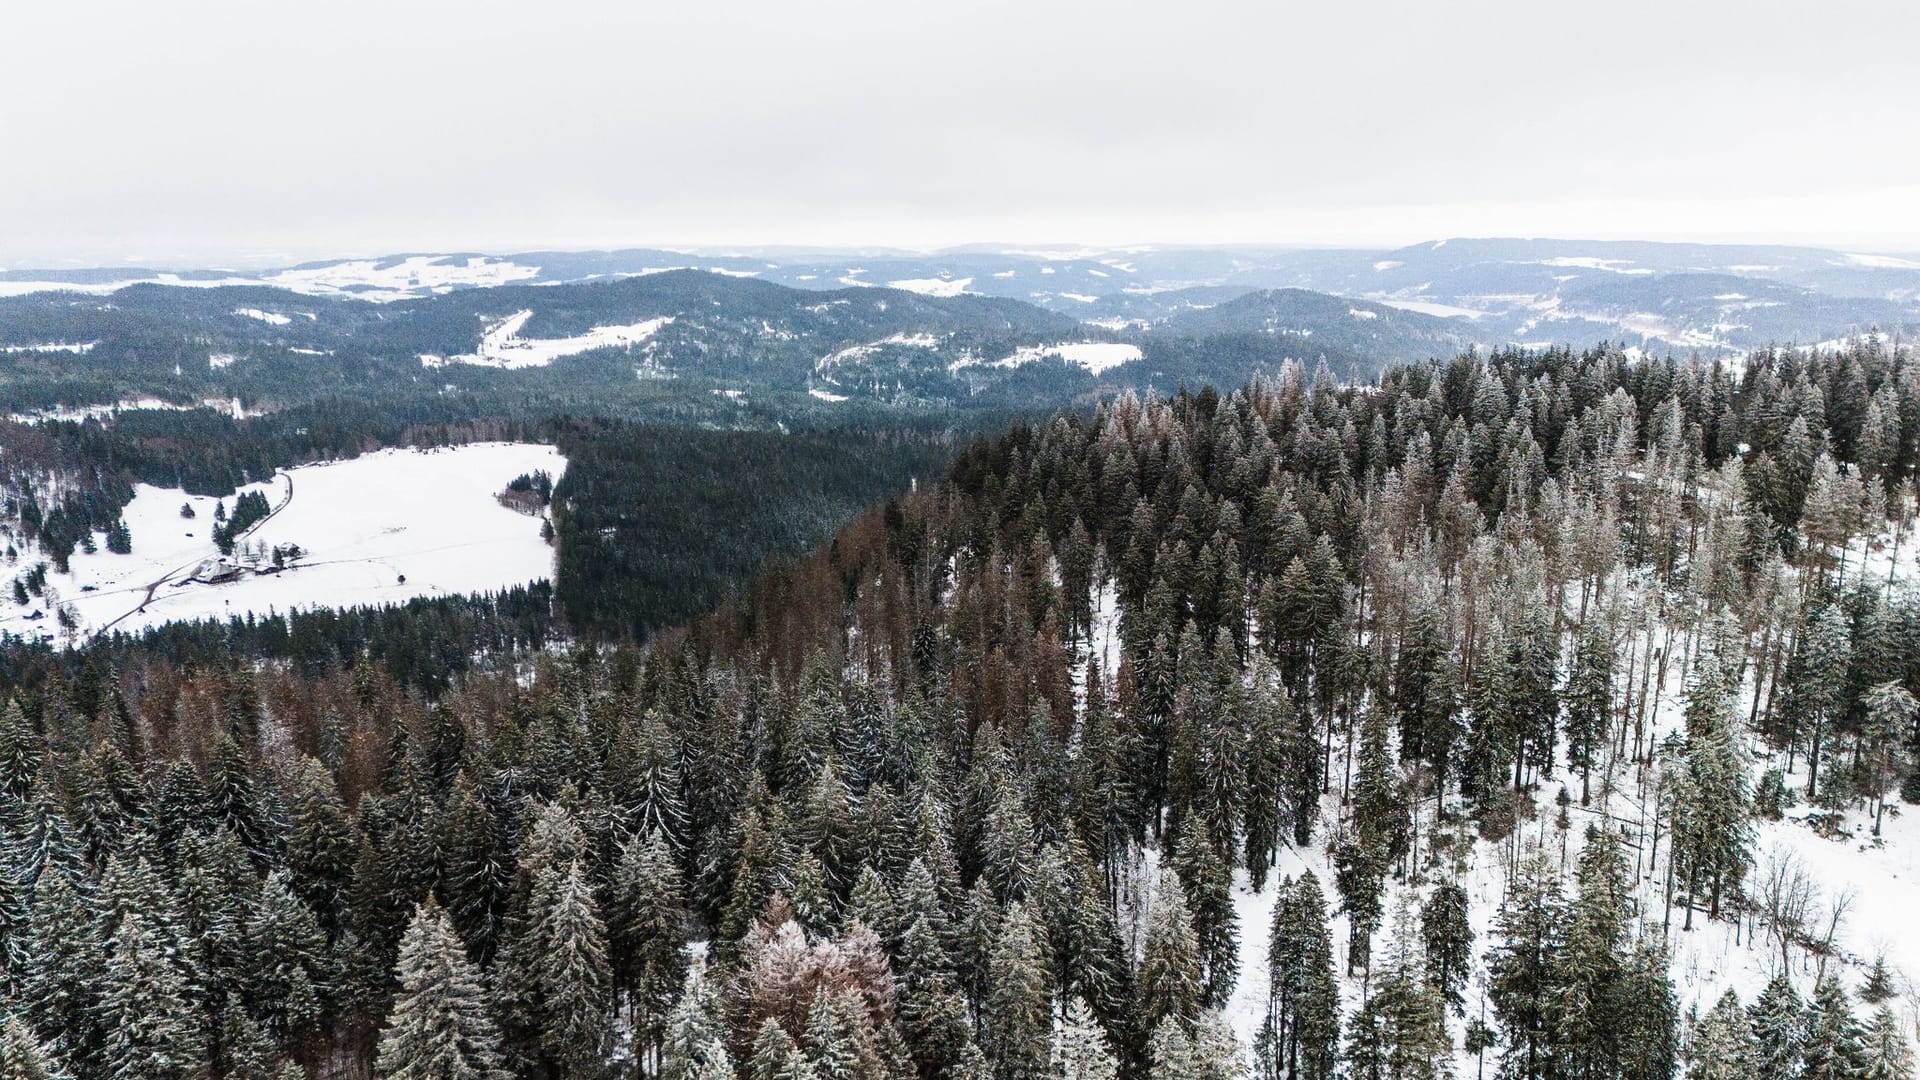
[2,240,1916,419]
[6,237,1916,359]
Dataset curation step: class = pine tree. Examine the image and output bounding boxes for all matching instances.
[375,902,511,1080]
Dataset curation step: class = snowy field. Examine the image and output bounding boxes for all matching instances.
[0,442,564,643]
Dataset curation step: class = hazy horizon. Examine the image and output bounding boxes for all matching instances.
[7,0,1918,266]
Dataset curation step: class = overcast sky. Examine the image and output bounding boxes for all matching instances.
[5,0,1917,266]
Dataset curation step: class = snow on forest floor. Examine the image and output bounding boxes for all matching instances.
[1097,522,1920,1075]
[0,442,564,644]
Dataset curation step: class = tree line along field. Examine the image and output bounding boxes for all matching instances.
[2,340,1920,1080]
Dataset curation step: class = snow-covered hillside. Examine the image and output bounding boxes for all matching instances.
[0,442,564,643]
[420,310,676,369]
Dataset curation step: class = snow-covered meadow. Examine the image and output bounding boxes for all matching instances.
[0,442,565,643]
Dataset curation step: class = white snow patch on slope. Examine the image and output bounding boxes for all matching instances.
[1537,256,1652,274]
[886,277,974,297]
[1377,298,1487,319]
[0,443,564,644]
[1349,307,1379,320]
[233,307,291,326]
[422,310,674,369]
[0,341,97,354]
[993,342,1141,375]
[808,387,848,402]
[814,333,942,376]
[8,398,258,425]
[1841,253,1920,270]
[267,255,540,300]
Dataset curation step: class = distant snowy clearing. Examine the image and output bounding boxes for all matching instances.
[886,277,973,297]
[0,442,564,644]
[420,310,674,369]
[991,341,1142,375]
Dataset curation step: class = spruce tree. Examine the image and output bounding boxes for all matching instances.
[1748,974,1803,1080]
[499,858,613,1077]
[1489,855,1565,1080]
[1420,881,1474,1016]
[985,901,1053,1080]
[1267,873,1339,1080]
[609,830,689,1067]
[1859,1006,1913,1080]
[1137,866,1205,1032]
[0,1016,74,1080]
[99,911,208,1080]
[375,902,511,1080]
[1800,974,1864,1080]
[1172,826,1239,1010]
[1687,990,1754,1080]
[1053,997,1120,1080]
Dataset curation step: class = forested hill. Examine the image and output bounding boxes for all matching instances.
[3,341,1920,1080]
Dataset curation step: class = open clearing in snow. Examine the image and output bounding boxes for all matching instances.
[0,442,564,644]
[420,310,675,369]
